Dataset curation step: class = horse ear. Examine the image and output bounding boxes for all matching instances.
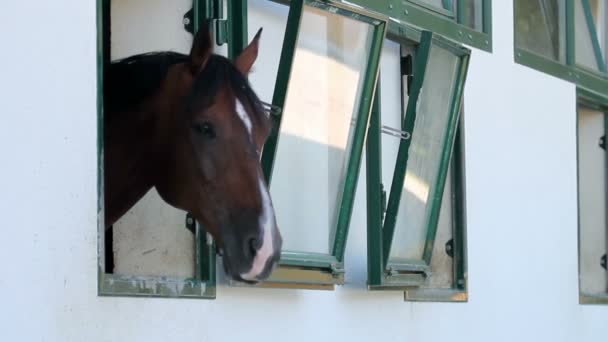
[189,23,213,74]
[235,28,262,75]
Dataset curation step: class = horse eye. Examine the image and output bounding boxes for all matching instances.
[194,122,216,139]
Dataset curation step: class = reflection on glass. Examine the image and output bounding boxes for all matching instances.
[456,0,483,30]
[514,0,564,61]
[248,0,290,102]
[577,108,608,295]
[380,40,405,194]
[588,0,607,67]
[575,0,603,71]
[270,5,373,254]
[389,45,459,261]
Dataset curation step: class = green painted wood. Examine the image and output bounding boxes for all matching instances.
[451,123,468,291]
[566,0,575,66]
[194,0,214,31]
[278,251,339,269]
[366,85,384,286]
[515,48,608,98]
[227,0,247,59]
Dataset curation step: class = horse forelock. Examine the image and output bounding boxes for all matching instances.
[188,55,270,135]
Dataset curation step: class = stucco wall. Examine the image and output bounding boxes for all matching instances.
[0,1,606,341]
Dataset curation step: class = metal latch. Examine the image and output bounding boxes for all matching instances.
[185,212,196,234]
[445,239,454,258]
[602,254,607,271]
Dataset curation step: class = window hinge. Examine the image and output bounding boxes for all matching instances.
[215,19,228,45]
[445,239,454,258]
[185,212,196,234]
[400,55,413,95]
[599,135,605,150]
[602,254,607,271]
[330,263,345,277]
[182,1,227,45]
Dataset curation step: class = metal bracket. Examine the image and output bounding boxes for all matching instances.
[330,263,345,277]
[401,55,413,95]
[602,254,607,271]
[400,55,413,76]
[600,135,605,150]
[445,239,454,258]
[183,9,194,34]
[185,212,196,234]
[183,1,227,45]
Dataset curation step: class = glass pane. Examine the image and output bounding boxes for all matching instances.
[389,44,459,261]
[514,0,564,61]
[575,0,603,71]
[457,0,483,31]
[577,108,608,295]
[248,0,289,102]
[270,5,374,254]
[380,40,405,197]
[416,0,454,12]
[426,162,455,289]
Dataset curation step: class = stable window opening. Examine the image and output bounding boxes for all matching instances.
[366,31,470,302]
[577,90,608,305]
[97,0,217,299]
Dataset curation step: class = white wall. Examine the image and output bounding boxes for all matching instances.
[0,1,606,341]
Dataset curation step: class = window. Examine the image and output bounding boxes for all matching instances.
[366,31,470,301]
[514,0,608,97]
[346,0,492,51]
[97,0,216,299]
[98,0,473,295]
[577,89,608,304]
[253,0,387,289]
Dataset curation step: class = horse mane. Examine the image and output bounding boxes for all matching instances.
[104,51,188,116]
[104,51,267,127]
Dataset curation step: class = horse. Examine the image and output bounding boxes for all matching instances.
[103,24,282,283]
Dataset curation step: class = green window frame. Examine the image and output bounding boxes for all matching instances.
[249,0,387,290]
[366,30,470,301]
[96,0,217,299]
[577,88,608,305]
[346,0,492,52]
[514,0,608,98]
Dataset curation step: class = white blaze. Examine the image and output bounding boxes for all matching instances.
[240,177,276,281]
[236,99,252,137]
